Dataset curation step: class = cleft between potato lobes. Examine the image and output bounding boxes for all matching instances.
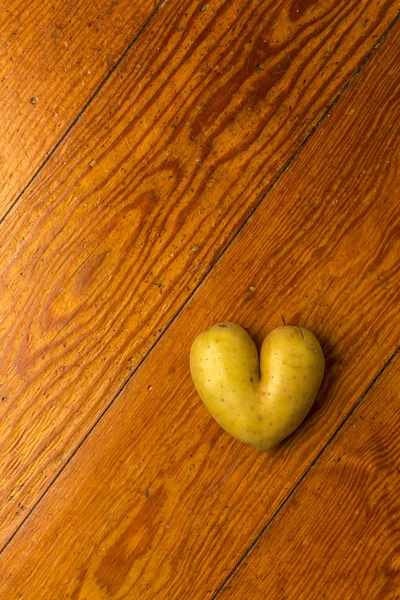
[190,323,324,451]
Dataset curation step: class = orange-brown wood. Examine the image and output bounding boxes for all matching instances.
[0,17,399,600]
[0,0,161,214]
[217,352,400,600]
[0,0,399,546]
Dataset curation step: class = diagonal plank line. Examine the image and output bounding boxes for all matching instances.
[211,345,400,599]
[0,0,170,228]
[0,8,399,559]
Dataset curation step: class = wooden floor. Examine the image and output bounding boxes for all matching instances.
[1,0,399,598]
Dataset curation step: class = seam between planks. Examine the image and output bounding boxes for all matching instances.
[0,0,170,228]
[211,345,400,599]
[0,8,399,559]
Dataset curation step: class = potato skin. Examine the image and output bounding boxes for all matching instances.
[190,323,324,451]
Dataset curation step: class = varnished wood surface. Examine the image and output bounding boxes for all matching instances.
[1,0,399,547]
[218,352,400,600]
[0,0,160,214]
[0,14,399,599]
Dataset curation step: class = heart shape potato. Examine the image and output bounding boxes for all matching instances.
[190,323,324,451]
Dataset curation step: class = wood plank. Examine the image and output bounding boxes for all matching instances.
[0,0,161,214]
[0,0,398,544]
[0,17,399,600]
[216,351,400,600]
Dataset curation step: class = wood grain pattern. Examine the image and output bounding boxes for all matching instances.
[0,0,398,545]
[217,352,400,600]
[0,0,161,214]
[0,17,399,600]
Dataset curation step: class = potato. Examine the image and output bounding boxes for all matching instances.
[190,323,324,451]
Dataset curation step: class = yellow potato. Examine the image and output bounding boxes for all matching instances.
[190,323,324,451]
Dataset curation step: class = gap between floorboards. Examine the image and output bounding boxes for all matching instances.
[0,0,169,228]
